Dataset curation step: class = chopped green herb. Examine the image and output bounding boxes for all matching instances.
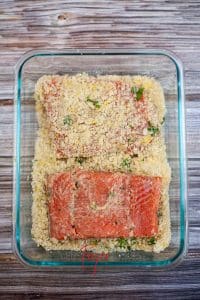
[157,210,163,218]
[35,94,40,101]
[136,87,144,100]
[128,136,135,142]
[91,239,99,246]
[86,96,100,109]
[109,191,116,197]
[75,156,87,165]
[147,122,160,136]
[131,86,137,95]
[130,237,137,244]
[117,238,129,248]
[63,115,73,126]
[128,124,134,130]
[131,86,144,101]
[91,202,97,210]
[130,153,138,158]
[121,158,131,170]
[147,237,156,245]
[127,138,135,145]
[117,238,134,251]
[161,117,165,125]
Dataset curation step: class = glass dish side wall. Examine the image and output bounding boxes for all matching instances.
[14,50,187,267]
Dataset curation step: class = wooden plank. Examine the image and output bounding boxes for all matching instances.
[0,253,199,297]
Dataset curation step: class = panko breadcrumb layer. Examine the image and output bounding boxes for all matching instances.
[32,74,171,253]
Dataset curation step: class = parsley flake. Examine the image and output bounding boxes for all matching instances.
[121,158,131,170]
[63,115,73,126]
[130,237,137,244]
[117,238,129,249]
[75,156,88,165]
[147,122,160,136]
[109,191,116,197]
[147,237,156,245]
[86,96,100,109]
[130,153,138,158]
[131,86,144,101]
[161,117,165,125]
[91,239,99,246]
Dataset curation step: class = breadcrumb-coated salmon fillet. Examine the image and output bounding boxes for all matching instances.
[48,170,162,240]
[36,74,164,158]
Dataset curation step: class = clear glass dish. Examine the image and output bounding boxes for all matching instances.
[13,49,187,268]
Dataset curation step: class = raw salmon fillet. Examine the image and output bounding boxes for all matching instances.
[48,170,161,240]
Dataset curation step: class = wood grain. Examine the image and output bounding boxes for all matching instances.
[0,0,200,298]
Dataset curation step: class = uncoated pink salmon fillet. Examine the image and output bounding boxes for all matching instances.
[48,170,161,240]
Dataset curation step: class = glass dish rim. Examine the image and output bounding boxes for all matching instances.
[13,49,188,268]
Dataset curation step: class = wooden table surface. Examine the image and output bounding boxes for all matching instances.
[0,0,200,298]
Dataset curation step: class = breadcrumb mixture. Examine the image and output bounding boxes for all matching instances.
[32,74,171,253]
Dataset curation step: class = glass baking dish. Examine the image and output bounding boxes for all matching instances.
[13,49,187,268]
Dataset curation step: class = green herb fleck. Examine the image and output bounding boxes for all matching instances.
[147,122,160,136]
[161,117,165,125]
[127,138,136,145]
[131,86,144,101]
[131,86,137,95]
[91,202,97,210]
[35,94,40,101]
[121,158,131,170]
[86,96,101,109]
[157,210,163,218]
[75,156,88,165]
[63,115,73,126]
[109,191,116,197]
[117,238,134,251]
[117,238,129,249]
[91,239,99,246]
[130,237,137,244]
[130,153,138,158]
[128,124,134,130]
[147,237,156,245]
